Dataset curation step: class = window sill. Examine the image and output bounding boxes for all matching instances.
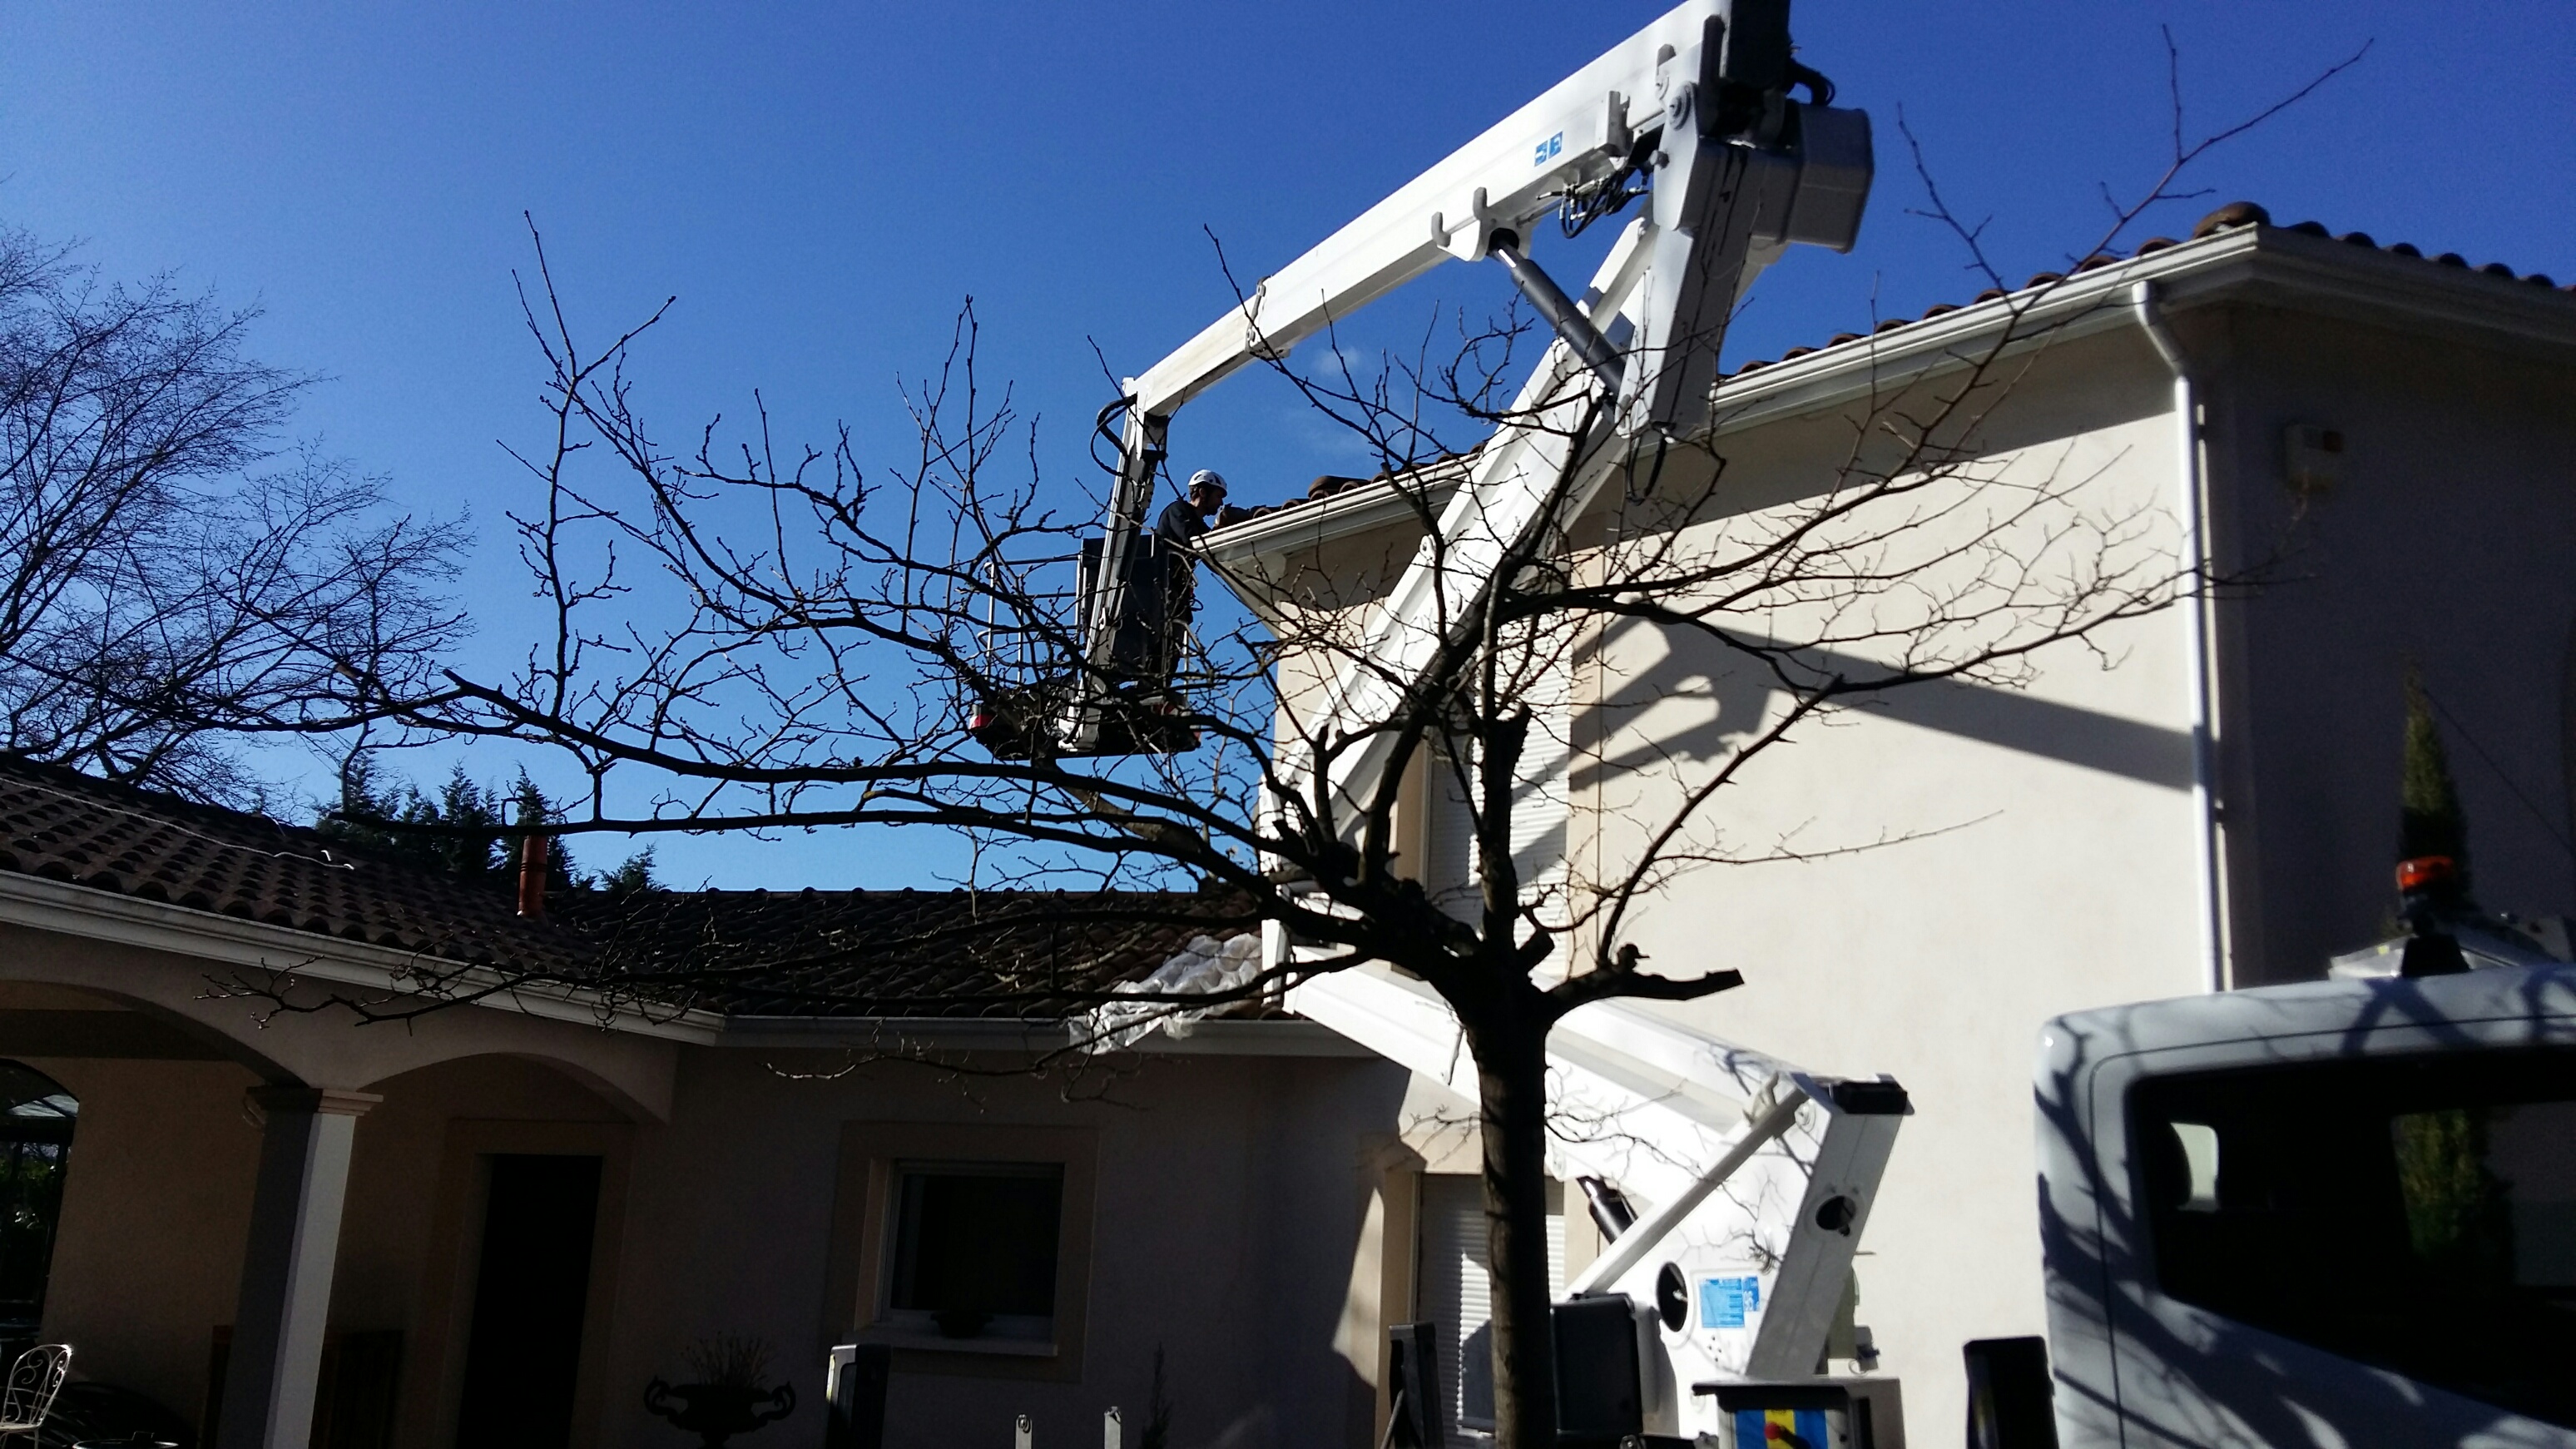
[856,1327,1060,1359]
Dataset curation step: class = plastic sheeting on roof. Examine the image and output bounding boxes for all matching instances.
[1080,932,1264,1053]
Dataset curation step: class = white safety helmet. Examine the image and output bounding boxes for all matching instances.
[1186,469,1228,496]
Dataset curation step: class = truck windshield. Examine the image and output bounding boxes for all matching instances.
[2133,1045,2576,1428]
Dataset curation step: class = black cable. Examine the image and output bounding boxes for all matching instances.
[1558,132,1658,239]
[1786,60,1835,107]
[2422,683,2576,861]
[1092,395,1134,477]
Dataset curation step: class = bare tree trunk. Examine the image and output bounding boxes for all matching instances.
[1471,1010,1557,1449]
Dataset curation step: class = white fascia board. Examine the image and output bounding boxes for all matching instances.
[2205,229,2576,360]
[1197,226,2576,571]
[1700,226,2576,439]
[1199,463,1469,574]
[709,1014,1375,1057]
[0,870,725,1043]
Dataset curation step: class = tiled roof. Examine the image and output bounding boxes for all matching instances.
[579,886,1261,1019]
[0,752,1246,1021]
[1212,201,2569,524]
[0,752,587,970]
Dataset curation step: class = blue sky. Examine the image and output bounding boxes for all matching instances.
[6,2,2572,888]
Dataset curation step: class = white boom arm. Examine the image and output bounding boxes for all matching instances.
[1092,3,1898,1431]
[1077,0,1871,755]
[1125,1,1724,420]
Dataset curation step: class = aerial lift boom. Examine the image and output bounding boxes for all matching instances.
[1082,3,1894,1440]
[1069,14,2576,1447]
[1076,0,1870,768]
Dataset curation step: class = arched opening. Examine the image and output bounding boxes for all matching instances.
[0,1059,77,1352]
[341,1054,637,1449]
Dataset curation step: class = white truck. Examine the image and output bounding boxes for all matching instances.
[1062,1,2576,1442]
[2029,953,2576,1448]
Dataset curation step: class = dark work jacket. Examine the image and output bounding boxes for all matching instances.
[1152,499,1208,628]
[1155,498,1210,545]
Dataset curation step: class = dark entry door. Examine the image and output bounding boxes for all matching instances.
[454,1154,603,1448]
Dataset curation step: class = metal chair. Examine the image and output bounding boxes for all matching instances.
[0,1343,70,1441]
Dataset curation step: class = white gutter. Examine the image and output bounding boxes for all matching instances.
[1201,225,2576,568]
[2131,280,2229,995]
[1200,459,1469,576]
[0,870,1374,1057]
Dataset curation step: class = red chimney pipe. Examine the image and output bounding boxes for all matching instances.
[517,831,547,918]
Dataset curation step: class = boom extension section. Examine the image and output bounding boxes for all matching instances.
[1052,3,1900,1436]
[1063,0,1872,759]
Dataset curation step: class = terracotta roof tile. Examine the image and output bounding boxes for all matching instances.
[0,753,1241,1020]
[578,886,1259,1019]
[1199,199,2570,523]
[2195,201,2270,236]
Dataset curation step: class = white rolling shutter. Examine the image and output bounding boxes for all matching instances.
[1418,663,1575,930]
[1421,742,1479,922]
[1507,665,1573,928]
[1417,1174,1567,1442]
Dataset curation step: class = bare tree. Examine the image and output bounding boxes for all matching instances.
[0,223,466,801]
[344,239,2147,1443]
[339,48,2352,1437]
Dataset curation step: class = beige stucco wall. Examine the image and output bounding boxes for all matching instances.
[1209,322,2212,1441]
[1572,329,2201,1438]
[2200,305,2576,983]
[7,938,1411,1449]
[27,1049,265,1419]
[595,1044,1409,1449]
[1231,288,2576,1441]
[12,979,639,1432]
[1228,320,2224,1437]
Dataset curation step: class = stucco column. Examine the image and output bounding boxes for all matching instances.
[219,1085,381,1449]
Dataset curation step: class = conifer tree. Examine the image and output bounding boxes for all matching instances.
[320,755,657,894]
[2400,662,2474,906]
[320,756,507,876]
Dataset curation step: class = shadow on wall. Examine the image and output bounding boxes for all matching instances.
[1577,619,2192,798]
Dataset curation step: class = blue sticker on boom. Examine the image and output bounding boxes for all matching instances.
[1533,132,1564,166]
[1698,1274,1761,1329]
